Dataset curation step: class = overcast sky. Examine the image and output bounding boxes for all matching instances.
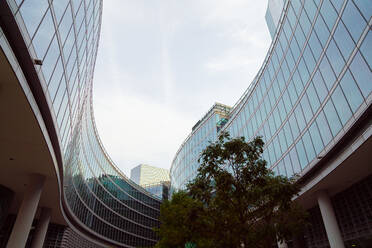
[93,0,271,176]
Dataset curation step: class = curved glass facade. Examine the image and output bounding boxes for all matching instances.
[2,0,160,247]
[171,0,372,190]
[171,103,231,190]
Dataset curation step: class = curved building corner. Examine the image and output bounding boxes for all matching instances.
[171,0,372,247]
[0,0,160,247]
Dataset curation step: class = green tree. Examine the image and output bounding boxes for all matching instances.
[154,191,213,248]
[156,132,307,248]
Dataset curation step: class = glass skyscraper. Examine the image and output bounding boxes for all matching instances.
[171,0,371,247]
[0,0,160,247]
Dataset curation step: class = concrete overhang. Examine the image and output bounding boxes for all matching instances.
[0,46,66,225]
[295,110,372,209]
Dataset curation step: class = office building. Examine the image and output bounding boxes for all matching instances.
[131,164,170,200]
[171,103,231,190]
[0,0,160,247]
[142,181,170,201]
[130,164,170,186]
[171,0,372,247]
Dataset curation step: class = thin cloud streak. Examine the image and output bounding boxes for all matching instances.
[93,0,271,176]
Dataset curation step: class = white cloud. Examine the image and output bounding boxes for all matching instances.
[93,0,271,176]
[94,89,194,176]
[205,47,258,72]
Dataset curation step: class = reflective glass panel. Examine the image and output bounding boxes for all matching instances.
[331,85,352,125]
[342,1,366,42]
[339,70,363,113]
[360,31,371,69]
[349,52,372,98]
[323,99,342,136]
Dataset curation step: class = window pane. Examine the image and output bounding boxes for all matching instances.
[288,82,298,104]
[292,0,302,15]
[48,58,63,98]
[313,0,321,7]
[278,161,287,177]
[32,10,55,58]
[287,4,297,28]
[323,99,342,136]
[290,147,301,174]
[278,98,287,120]
[290,38,301,61]
[304,0,317,22]
[264,122,271,140]
[293,70,304,95]
[53,77,66,114]
[63,31,74,61]
[303,131,316,162]
[326,39,346,76]
[298,58,310,84]
[299,9,312,35]
[334,21,356,61]
[314,15,330,46]
[283,19,293,41]
[349,52,372,98]
[309,122,324,155]
[296,139,308,169]
[360,31,371,70]
[272,84,281,101]
[283,121,294,145]
[309,31,323,60]
[320,0,338,30]
[20,0,49,38]
[279,31,289,52]
[339,70,363,113]
[278,129,288,151]
[303,46,316,73]
[295,25,306,49]
[284,154,294,177]
[42,37,59,81]
[330,0,343,12]
[289,113,300,139]
[331,85,352,125]
[295,104,306,131]
[342,1,366,42]
[353,0,372,21]
[307,82,321,113]
[286,51,296,71]
[274,137,282,159]
[273,108,282,130]
[53,0,69,23]
[277,70,286,92]
[319,56,336,90]
[283,90,293,112]
[301,94,313,124]
[59,6,73,43]
[269,115,276,137]
[282,60,291,82]
[312,70,328,102]
[268,144,276,164]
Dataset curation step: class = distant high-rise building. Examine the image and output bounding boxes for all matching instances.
[131,164,170,186]
[142,181,171,201]
[131,164,170,200]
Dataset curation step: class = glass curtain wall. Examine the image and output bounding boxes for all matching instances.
[171,0,371,191]
[6,0,161,247]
